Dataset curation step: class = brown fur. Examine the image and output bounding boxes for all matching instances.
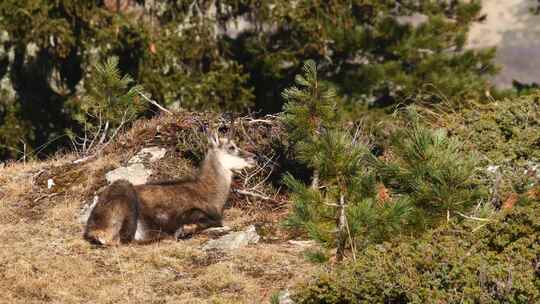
[83,180,139,245]
[83,138,254,245]
[133,149,233,241]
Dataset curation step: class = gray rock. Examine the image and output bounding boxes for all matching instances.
[202,225,260,251]
[486,165,500,174]
[47,178,55,189]
[128,147,167,164]
[105,163,152,185]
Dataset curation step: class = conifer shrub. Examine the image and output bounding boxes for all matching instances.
[67,56,145,154]
[282,61,413,259]
[294,200,540,303]
[282,62,485,259]
[375,110,486,228]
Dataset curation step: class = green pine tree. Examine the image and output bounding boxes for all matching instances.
[282,59,341,188]
[283,61,412,261]
[68,56,145,154]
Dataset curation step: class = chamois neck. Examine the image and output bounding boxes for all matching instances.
[197,149,233,210]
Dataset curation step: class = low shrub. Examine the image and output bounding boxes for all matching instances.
[294,200,540,303]
[443,94,540,195]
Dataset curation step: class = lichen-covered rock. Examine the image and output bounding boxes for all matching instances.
[105,163,151,185]
[202,225,260,251]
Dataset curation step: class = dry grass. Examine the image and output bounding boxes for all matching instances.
[0,113,316,303]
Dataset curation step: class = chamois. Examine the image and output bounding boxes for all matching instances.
[84,134,255,245]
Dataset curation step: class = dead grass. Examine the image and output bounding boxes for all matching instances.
[0,113,316,303]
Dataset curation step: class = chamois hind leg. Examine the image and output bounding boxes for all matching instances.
[175,210,223,240]
[84,179,139,246]
[84,198,133,246]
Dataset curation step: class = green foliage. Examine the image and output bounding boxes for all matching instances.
[283,130,413,249]
[0,0,497,160]
[282,64,414,250]
[77,56,144,129]
[282,60,340,144]
[270,292,280,304]
[303,249,329,264]
[283,62,483,254]
[443,93,540,194]
[234,0,496,109]
[65,56,145,154]
[376,110,484,226]
[294,201,540,303]
[0,100,30,159]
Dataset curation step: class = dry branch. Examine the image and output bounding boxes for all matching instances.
[138,91,172,115]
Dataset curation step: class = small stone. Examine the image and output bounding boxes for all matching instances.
[47,178,55,189]
[128,147,167,164]
[278,290,294,304]
[105,163,151,185]
[486,165,499,174]
[202,225,260,251]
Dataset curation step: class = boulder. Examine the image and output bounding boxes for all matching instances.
[79,195,98,225]
[105,163,152,185]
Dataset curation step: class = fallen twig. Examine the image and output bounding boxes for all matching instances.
[73,154,96,164]
[138,91,172,115]
[455,211,491,222]
[33,192,61,203]
[234,189,286,204]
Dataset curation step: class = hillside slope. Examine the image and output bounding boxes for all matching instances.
[0,112,315,304]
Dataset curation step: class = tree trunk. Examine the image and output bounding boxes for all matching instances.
[310,169,320,189]
[336,193,347,262]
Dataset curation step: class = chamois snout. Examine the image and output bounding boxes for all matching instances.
[240,149,256,168]
[211,137,256,171]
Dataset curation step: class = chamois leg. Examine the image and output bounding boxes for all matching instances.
[84,198,134,246]
[174,210,223,240]
[84,219,122,246]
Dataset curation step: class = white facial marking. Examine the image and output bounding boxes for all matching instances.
[217,151,251,171]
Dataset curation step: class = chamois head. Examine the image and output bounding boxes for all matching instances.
[208,133,256,172]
